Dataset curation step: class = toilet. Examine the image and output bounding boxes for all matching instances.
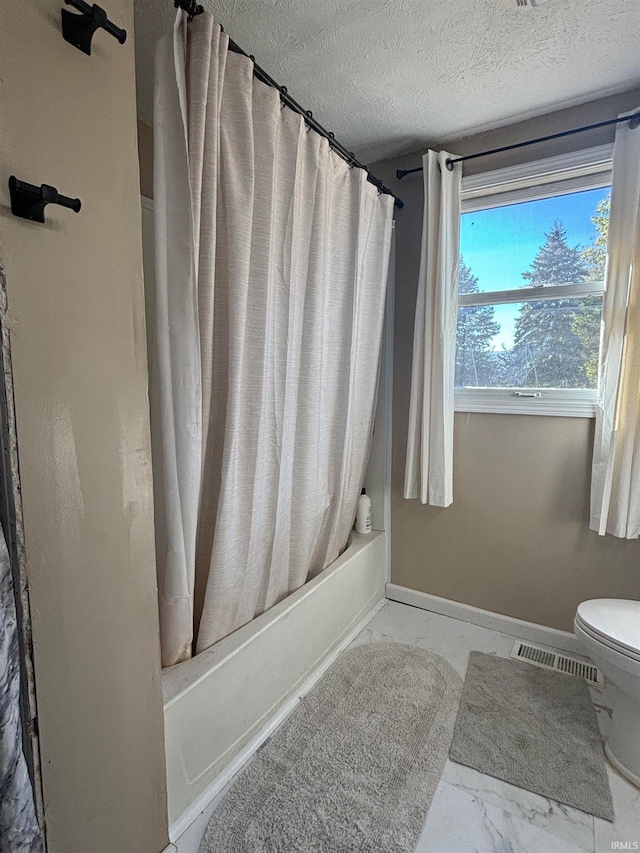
[574,599,640,788]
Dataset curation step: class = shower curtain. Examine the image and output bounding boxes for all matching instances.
[154,12,394,666]
[0,523,43,852]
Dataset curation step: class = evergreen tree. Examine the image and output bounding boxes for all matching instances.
[455,257,500,386]
[582,195,609,275]
[574,194,610,385]
[512,221,590,387]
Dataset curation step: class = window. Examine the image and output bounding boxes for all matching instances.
[455,145,612,417]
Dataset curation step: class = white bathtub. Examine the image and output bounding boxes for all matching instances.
[162,530,387,837]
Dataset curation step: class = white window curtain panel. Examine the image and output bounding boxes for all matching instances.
[153,11,394,666]
[404,150,461,507]
[590,108,640,540]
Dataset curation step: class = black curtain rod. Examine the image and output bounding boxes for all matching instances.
[172,1,404,208]
[396,112,640,180]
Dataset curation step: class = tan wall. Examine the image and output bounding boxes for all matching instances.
[373,88,640,632]
[0,2,169,852]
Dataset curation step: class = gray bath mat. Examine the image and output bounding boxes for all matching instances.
[199,642,462,852]
[449,651,613,821]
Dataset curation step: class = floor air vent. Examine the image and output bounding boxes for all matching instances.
[510,641,603,689]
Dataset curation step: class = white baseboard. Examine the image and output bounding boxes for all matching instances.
[385,583,581,655]
[168,595,386,843]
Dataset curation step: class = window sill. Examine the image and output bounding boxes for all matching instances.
[454,389,596,418]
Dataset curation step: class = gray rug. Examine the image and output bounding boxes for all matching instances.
[199,642,462,852]
[449,651,613,821]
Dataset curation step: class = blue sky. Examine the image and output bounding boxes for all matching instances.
[460,186,609,349]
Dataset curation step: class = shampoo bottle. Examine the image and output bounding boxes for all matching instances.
[355,488,372,534]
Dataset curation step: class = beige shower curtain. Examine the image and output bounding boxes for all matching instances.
[153,12,393,666]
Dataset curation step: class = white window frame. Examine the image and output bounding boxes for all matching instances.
[455,144,613,418]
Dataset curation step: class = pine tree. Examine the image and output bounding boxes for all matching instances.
[582,195,609,276]
[455,257,500,386]
[574,194,610,385]
[512,221,590,387]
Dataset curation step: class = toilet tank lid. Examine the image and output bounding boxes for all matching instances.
[576,599,640,654]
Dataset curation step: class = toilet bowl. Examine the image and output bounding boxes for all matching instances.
[574,599,640,789]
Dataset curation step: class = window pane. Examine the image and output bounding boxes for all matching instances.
[455,296,602,389]
[459,187,610,294]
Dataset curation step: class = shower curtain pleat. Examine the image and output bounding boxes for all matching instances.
[154,11,393,665]
[153,17,201,666]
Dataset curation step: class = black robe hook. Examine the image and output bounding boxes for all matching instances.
[9,177,81,224]
[61,0,126,55]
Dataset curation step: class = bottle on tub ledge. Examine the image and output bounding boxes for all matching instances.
[355,487,372,535]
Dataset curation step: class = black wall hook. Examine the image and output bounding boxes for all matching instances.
[62,0,126,55]
[9,177,81,224]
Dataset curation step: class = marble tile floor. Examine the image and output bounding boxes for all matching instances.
[173,600,640,853]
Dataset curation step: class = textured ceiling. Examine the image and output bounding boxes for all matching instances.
[134,0,640,163]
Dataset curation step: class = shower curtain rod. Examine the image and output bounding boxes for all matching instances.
[396,112,640,179]
[172,0,404,208]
